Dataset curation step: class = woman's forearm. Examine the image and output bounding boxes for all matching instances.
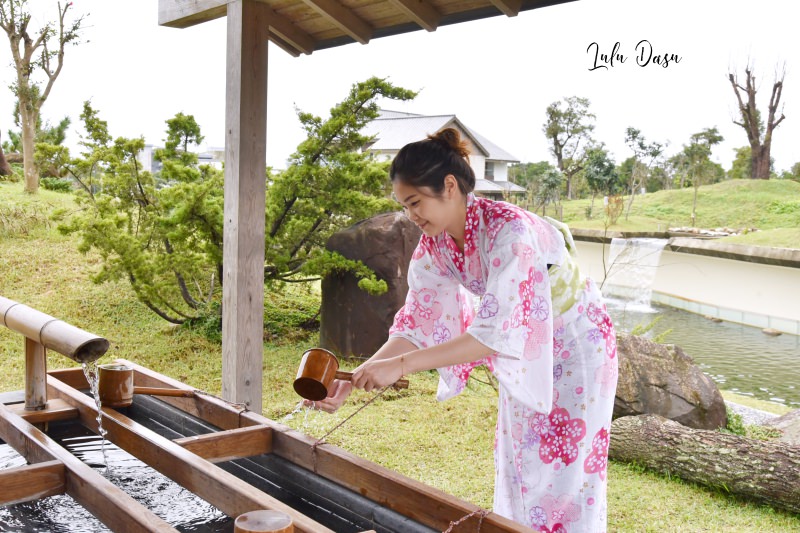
[369,336,418,362]
[403,333,495,374]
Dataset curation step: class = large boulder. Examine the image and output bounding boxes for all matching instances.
[320,212,421,359]
[764,409,800,445]
[614,335,727,429]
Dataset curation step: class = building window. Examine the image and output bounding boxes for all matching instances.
[485,161,495,180]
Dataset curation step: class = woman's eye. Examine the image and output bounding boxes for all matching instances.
[410,201,420,207]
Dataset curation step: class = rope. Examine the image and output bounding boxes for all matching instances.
[442,508,490,533]
[193,389,249,411]
[310,385,391,472]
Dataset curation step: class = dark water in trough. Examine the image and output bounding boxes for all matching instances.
[0,423,230,532]
[607,298,800,408]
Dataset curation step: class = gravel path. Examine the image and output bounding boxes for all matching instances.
[725,401,781,426]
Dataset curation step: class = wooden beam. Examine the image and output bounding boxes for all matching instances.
[48,367,89,389]
[0,403,178,532]
[47,375,334,533]
[8,398,79,424]
[222,0,269,413]
[302,0,373,44]
[269,31,302,57]
[173,425,273,462]
[0,460,65,506]
[390,0,441,32]
[490,0,523,17]
[268,17,316,55]
[158,0,229,28]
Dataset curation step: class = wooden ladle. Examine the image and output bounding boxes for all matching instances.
[99,363,194,408]
[293,347,408,401]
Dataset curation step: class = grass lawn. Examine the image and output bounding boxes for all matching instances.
[1,180,799,531]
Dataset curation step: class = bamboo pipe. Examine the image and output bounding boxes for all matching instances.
[1,296,109,363]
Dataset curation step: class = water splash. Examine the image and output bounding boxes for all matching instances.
[281,401,326,434]
[81,360,109,472]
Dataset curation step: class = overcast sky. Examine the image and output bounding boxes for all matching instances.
[1,0,798,174]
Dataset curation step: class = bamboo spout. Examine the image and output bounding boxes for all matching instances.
[1,296,110,364]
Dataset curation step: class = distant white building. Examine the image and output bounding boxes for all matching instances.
[138,144,225,174]
[361,110,525,199]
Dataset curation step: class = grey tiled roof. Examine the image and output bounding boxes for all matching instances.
[363,110,519,162]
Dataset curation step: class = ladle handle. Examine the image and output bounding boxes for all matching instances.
[333,371,409,389]
[133,386,195,398]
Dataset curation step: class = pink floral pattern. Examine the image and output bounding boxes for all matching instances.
[584,427,610,481]
[388,194,617,532]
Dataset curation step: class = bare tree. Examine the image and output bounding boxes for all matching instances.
[728,65,786,180]
[0,0,85,193]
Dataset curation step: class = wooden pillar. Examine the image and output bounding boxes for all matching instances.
[222,0,269,412]
[25,338,47,410]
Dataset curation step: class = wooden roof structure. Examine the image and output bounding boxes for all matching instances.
[160,0,575,55]
[158,0,576,412]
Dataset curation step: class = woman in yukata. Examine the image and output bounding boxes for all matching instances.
[315,127,618,533]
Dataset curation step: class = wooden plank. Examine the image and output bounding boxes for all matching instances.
[47,375,334,533]
[0,460,65,506]
[0,403,178,532]
[222,0,269,414]
[489,0,523,16]
[48,367,89,389]
[8,398,79,424]
[173,425,273,462]
[158,0,229,28]
[302,0,373,44]
[390,0,440,31]
[110,362,528,532]
[269,30,303,57]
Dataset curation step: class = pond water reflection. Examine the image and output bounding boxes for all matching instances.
[607,299,800,408]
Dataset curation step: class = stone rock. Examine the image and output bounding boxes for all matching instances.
[614,334,728,430]
[320,212,421,359]
[764,409,800,445]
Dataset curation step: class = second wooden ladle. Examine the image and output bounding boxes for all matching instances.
[293,347,409,401]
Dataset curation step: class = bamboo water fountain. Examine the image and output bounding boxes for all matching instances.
[0,296,531,532]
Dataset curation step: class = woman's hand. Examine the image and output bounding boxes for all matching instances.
[351,356,404,393]
[304,379,353,413]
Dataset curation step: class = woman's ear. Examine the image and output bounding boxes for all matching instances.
[443,174,458,198]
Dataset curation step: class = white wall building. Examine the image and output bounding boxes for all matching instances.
[361,110,524,199]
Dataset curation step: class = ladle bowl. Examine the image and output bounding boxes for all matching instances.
[99,363,195,408]
[293,348,408,401]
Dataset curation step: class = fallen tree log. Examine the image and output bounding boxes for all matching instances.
[610,414,800,514]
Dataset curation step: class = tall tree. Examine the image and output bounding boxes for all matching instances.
[623,127,663,220]
[0,0,85,193]
[728,66,786,180]
[543,96,595,200]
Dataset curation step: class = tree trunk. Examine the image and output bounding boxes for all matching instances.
[752,144,771,180]
[610,414,800,514]
[20,104,39,193]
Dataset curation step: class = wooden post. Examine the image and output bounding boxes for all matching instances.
[222,0,269,412]
[25,337,47,410]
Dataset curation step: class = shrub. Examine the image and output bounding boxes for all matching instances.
[41,177,73,193]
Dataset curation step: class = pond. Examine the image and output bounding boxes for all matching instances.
[607,298,800,408]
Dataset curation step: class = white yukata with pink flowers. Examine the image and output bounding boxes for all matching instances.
[389,194,618,533]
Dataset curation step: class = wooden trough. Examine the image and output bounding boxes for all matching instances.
[0,296,532,532]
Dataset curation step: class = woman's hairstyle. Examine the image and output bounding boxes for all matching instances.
[389,127,476,195]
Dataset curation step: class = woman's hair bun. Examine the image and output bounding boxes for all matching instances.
[429,127,470,159]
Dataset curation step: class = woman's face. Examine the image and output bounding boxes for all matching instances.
[392,176,463,239]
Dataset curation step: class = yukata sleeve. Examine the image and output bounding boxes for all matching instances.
[466,222,555,412]
[388,240,476,401]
